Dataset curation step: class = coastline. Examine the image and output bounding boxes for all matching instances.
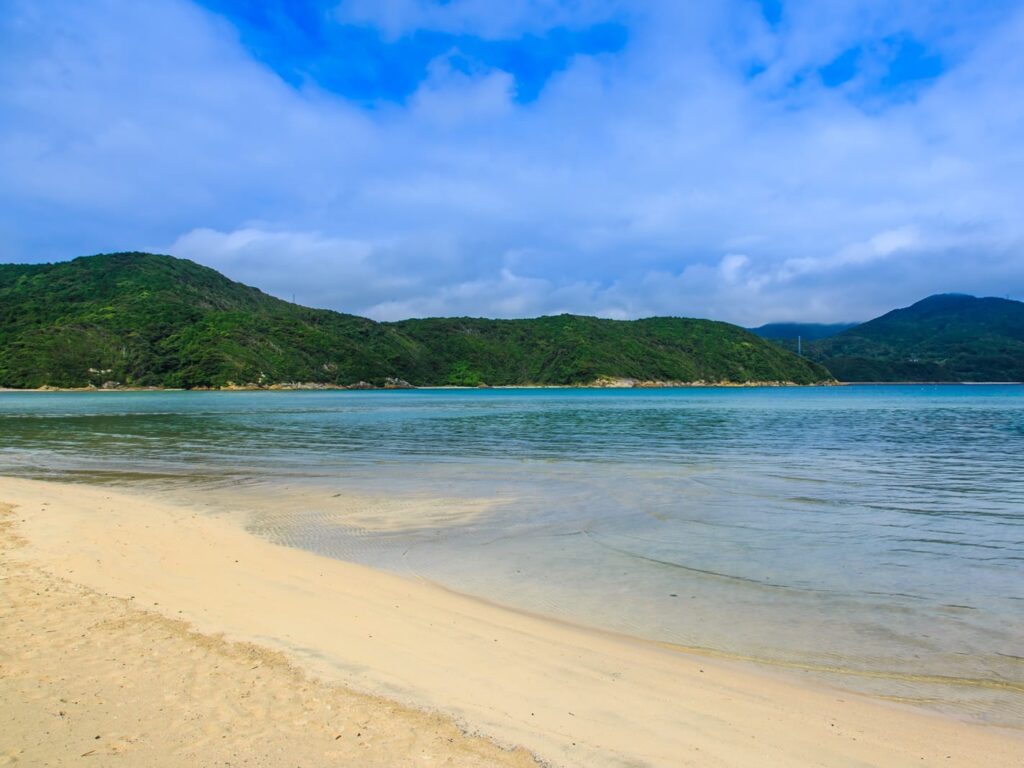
[0,379,837,392]
[2,476,1021,767]
[5,380,1024,392]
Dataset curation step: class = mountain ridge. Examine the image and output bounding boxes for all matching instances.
[0,252,831,389]
[749,323,859,341]
[804,293,1024,382]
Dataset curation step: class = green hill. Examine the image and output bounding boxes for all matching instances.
[0,252,830,388]
[805,294,1024,382]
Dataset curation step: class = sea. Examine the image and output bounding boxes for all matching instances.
[1,385,1021,726]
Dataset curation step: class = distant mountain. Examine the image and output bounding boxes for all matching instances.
[749,323,859,350]
[750,322,859,341]
[0,252,831,388]
[806,294,1024,382]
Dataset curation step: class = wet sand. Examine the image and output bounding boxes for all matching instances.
[2,476,1021,767]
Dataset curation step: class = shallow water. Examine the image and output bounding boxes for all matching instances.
[1,386,1022,725]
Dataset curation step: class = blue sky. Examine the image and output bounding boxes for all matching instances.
[2,0,1023,324]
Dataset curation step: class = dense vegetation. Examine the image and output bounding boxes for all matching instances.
[804,294,1024,382]
[391,314,829,386]
[0,252,830,388]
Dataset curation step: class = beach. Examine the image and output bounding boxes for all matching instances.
[2,476,1021,767]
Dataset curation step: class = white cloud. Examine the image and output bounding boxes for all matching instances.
[780,226,922,279]
[3,0,1024,325]
[410,56,516,125]
[718,254,750,284]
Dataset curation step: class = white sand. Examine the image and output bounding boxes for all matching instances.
[2,476,1021,767]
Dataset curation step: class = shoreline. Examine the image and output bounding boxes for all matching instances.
[3,381,1023,393]
[3,476,1022,767]
[0,380,837,392]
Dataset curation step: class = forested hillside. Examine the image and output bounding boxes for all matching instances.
[0,253,830,388]
[805,294,1024,381]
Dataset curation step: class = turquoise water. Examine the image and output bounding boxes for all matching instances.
[1,386,1022,725]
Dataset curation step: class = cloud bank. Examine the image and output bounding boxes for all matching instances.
[2,0,1023,324]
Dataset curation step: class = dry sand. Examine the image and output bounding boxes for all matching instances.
[1,476,1021,767]
[0,499,538,768]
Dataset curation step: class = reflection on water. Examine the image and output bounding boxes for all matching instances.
[1,386,1022,725]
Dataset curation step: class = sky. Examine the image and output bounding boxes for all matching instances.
[2,0,1024,325]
